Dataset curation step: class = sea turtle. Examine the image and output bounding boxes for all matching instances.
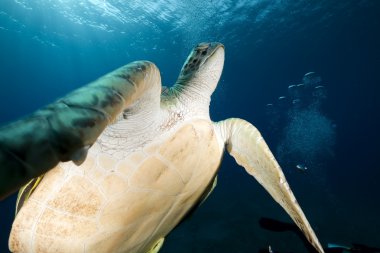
[5,42,324,253]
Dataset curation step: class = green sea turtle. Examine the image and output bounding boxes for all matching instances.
[5,42,324,253]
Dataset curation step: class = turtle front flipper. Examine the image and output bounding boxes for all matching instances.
[0,61,161,200]
[215,118,325,253]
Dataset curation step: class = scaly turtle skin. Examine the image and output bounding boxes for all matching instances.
[6,42,324,253]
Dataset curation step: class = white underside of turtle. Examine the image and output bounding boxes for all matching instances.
[9,43,325,253]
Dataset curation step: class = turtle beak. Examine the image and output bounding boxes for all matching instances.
[195,42,224,51]
[195,42,225,64]
[203,42,225,66]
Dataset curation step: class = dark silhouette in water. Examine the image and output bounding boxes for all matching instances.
[258,217,380,253]
[325,243,380,253]
[258,217,317,253]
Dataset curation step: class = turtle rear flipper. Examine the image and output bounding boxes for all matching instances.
[15,175,44,215]
[147,238,165,253]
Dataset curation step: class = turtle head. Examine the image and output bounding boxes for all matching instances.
[173,42,225,108]
[180,42,225,81]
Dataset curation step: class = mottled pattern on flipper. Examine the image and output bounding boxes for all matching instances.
[0,61,160,200]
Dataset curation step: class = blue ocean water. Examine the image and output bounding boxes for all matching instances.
[0,0,379,252]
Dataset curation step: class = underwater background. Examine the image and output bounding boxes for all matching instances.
[0,0,379,252]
